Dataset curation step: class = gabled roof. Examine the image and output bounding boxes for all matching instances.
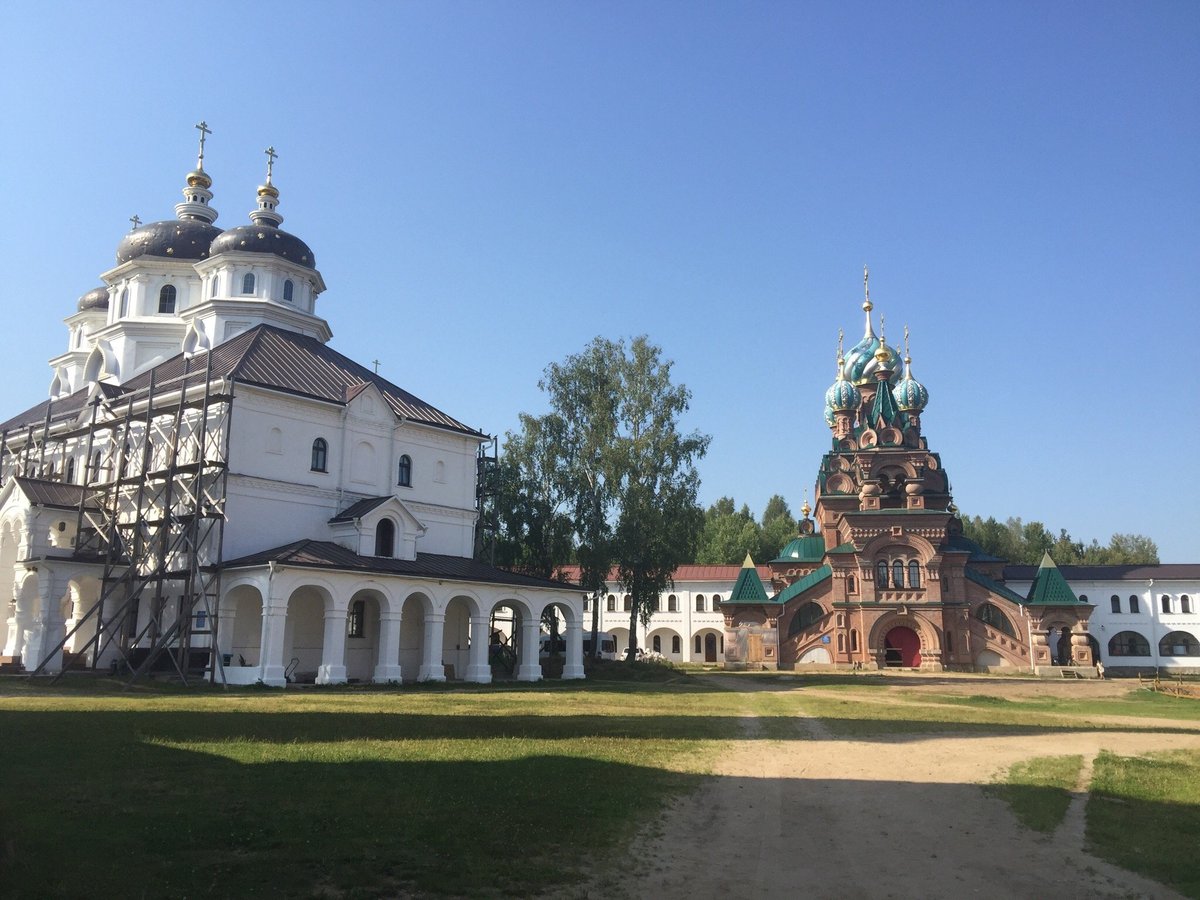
[772,565,833,606]
[329,496,392,523]
[223,540,581,591]
[964,566,1028,606]
[1,324,483,438]
[556,563,773,583]
[724,554,771,604]
[11,477,103,511]
[1025,552,1084,606]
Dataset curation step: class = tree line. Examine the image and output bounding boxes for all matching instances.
[960,516,1159,566]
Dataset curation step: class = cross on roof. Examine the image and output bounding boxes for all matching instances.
[129,214,141,231]
[195,121,212,169]
[372,359,381,374]
[265,146,277,182]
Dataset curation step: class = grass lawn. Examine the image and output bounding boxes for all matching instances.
[2,672,1197,898]
[984,755,1083,832]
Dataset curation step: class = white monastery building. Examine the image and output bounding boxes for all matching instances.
[0,128,584,686]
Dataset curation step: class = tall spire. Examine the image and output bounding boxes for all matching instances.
[862,264,875,338]
[249,145,284,228]
[176,122,218,224]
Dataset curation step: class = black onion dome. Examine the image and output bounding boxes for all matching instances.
[209,224,316,269]
[77,286,110,311]
[116,219,224,264]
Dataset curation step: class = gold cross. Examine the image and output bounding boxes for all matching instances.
[195,121,212,169]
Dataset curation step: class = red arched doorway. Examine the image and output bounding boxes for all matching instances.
[884,626,922,667]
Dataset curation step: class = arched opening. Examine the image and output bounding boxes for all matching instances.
[283,279,294,302]
[884,626,921,667]
[1055,626,1073,665]
[242,272,255,294]
[443,595,474,680]
[1159,631,1200,657]
[1108,631,1150,657]
[788,602,825,636]
[311,438,328,472]
[226,584,264,668]
[704,631,718,663]
[375,519,395,558]
[158,284,177,314]
[397,454,412,487]
[975,603,1017,638]
[283,587,328,684]
[343,591,382,683]
[647,627,682,662]
[399,594,431,681]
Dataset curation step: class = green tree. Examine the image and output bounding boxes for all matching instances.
[759,494,797,563]
[695,498,759,564]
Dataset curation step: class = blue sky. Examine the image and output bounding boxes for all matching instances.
[1,1,1197,560]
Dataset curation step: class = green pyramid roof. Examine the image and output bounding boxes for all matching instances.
[1025,552,1084,606]
[724,554,770,604]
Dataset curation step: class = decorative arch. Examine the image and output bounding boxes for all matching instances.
[788,601,825,636]
[1108,630,1150,657]
[867,611,940,659]
[975,602,1017,638]
[1159,631,1199,657]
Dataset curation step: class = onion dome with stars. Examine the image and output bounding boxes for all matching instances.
[892,328,929,413]
[208,146,316,269]
[843,266,902,387]
[76,287,110,312]
[116,121,223,264]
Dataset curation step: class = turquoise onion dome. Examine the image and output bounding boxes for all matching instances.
[844,299,902,386]
[893,353,929,412]
[825,370,860,412]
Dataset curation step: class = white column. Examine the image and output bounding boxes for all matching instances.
[465,614,492,684]
[516,614,542,682]
[216,601,238,660]
[316,605,349,685]
[418,612,446,682]
[258,601,288,687]
[33,574,65,674]
[373,612,403,683]
[4,592,32,658]
[562,619,585,680]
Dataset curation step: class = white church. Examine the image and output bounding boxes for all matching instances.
[0,127,585,687]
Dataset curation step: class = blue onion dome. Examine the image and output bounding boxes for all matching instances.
[77,286,110,312]
[826,369,860,412]
[824,404,836,427]
[893,353,929,412]
[116,218,223,264]
[845,333,902,386]
[209,224,316,268]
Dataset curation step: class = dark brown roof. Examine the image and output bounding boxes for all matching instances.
[0,325,483,438]
[1003,564,1200,581]
[13,477,103,511]
[223,540,582,591]
[329,496,391,523]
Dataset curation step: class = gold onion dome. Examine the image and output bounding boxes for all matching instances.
[186,169,212,189]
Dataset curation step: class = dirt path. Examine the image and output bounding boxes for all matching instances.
[573,678,1199,899]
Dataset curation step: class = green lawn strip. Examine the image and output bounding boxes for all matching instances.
[984,755,1083,832]
[1087,749,1200,899]
[925,690,1200,722]
[0,685,734,898]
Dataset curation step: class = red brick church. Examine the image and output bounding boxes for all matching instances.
[722,275,1094,672]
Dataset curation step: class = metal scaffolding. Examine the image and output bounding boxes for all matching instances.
[3,354,233,686]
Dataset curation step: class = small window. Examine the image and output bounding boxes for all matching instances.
[375,518,395,557]
[158,284,177,314]
[623,595,631,612]
[242,273,255,294]
[1161,595,1172,614]
[711,594,721,609]
[1183,595,1193,614]
[348,600,365,638]
[652,635,661,653]
[876,560,889,588]
[194,609,207,630]
[847,574,856,593]
[836,613,845,628]
[283,279,294,302]
[1110,595,1121,614]
[652,596,661,613]
[908,561,921,589]
[311,437,328,472]
[92,451,103,483]
[668,594,678,612]
[66,457,75,484]
[892,559,905,589]
[210,276,218,297]
[837,633,845,652]
[695,596,704,612]
[607,594,616,612]
[397,454,412,487]
[1130,595,1140,614]
[850,629,859,652]
[119,289,129,317]
[671,635,681,654]
[1079,594,1089,603]
[694,635,702,654]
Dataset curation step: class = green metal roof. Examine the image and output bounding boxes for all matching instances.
[827,542,857,554]
[964,566,1028,606]
[1025,552,1084,606]
[772,534,825,564]
[724,554,770,604]
[771,565,833,606]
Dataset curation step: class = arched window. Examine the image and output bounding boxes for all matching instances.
[1130,595,1140,614]
[66,457,75,484]
[92,450,103,483]
[1110,595,1121,614]
[908,561,921,589]
[1161,595,1172,614]
[847,574,856,593]
[119,289,129,317]
[652,595,661,612]
[311,437,328,472]
[850,629,859,652]
[711,594,721,609]
[210,276,218,297]
[283,279,294,302]
[668,594,678,612]
[694,635,702,654]
[836,613,845,628]
[837,633,845,652]
[892,559,905,588]
[671,635,681,654]
[375,518,395,557]
[242,273,255,294]
[1108,631,1150,656]
[876,560,889,588]
[975,603,1016,638]
[1159,631,1199,656]
[623,595,631,612]
[652,635,661,653]
[789,602,825,636]
[347,600,365,638]
[1183,595,1193,614]
[695,595,704,612]
[1079,594,1089,603]
[158,284,176,314]
[606,594,616,612]
[397,454,412,487]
